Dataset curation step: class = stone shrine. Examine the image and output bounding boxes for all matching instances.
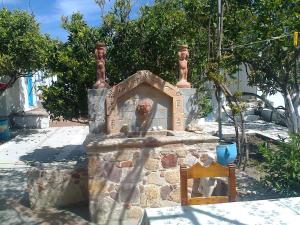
[88,70,199,134]
[85,44,219,224]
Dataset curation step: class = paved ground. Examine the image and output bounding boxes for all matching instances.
[0,126,92,225]
[0,123,286,225]
[49,118,88,127]
[199,120,289,141]
[0,126,89,168]
[0,199,94,225]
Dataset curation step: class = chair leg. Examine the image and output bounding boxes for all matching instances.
[228,164,237,202]
[180,165,188,205]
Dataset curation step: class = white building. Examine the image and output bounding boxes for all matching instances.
[0,72,56,128]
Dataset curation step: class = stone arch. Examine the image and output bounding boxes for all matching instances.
[105,70,184,134]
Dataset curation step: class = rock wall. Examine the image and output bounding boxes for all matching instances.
[87,139,217,224]
[27,161,88,209]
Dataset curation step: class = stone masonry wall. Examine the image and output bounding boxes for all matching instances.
[88,142,217,224]
[27,162,88,209]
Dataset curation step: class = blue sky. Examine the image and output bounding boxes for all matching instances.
[1,0,153,41]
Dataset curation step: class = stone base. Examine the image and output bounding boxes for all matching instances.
[176,80,191,88]
[88,88,109,134]
[85,132,218,224]
[27,161,88,209]
[11,108,49,129]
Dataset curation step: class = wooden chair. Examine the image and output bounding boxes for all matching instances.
[180,162,237,205]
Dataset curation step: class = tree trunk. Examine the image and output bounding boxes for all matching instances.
[284,91,300,134]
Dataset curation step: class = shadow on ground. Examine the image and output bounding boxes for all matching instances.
[0,141,93,225]
[0,169,28,201]
[237,171,284,201]
[0,199,93,225]
[8,129,51,143]
[19,145,86,164]
[0,159,92,225]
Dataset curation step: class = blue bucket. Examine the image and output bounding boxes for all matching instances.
[216,142,237,166]
[0,118,10,141]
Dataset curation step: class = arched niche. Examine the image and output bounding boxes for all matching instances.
[105,70,184,134]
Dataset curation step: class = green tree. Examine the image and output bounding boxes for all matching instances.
[41,13,101,119]
[101,0,212,85]
[102,0,212,112]
[223,0,300,134]
[43,0,213,119]
[0,8,50,96]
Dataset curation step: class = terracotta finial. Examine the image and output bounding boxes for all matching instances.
[176,44,191,88]
[93,42,109,89]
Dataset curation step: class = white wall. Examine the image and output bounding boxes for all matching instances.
[0,72,56,117]
[0,79,26,116]
[257,90,285,108]
[228,64,257,95]
[209,64,258,120]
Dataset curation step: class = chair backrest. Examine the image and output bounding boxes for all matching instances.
[180,162,237,205]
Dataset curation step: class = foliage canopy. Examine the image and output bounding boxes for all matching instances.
[0,8,50,94]
[222,0,300,133]
[42,0,213,119]
[3,0,299,130]
[41,13,101,119]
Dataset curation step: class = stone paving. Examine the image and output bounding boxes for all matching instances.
[0,198,94,225]
[198,120,289,141]
[0,126,91,225]
[0,126,89,169]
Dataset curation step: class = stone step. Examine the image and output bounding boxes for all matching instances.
[225,114,260,123]
[11,108,50,129]
[221,107,256,116]
[244,115,260,122]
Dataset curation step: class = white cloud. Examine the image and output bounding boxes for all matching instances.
[37,0,110,25]
[55,0,101,16]
[36,14,61,25]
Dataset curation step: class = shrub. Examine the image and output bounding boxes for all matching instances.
[259,134,300,196]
